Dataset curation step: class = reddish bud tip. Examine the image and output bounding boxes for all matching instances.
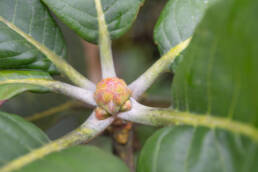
[121,100,132,112]
[95,107,110,120]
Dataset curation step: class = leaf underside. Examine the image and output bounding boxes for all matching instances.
[0,0,66,74]
[42,0,144,43]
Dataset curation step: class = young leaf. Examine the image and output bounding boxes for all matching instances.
[137,126,258,172]
[42,0,144,43]
[16,146,130,172]
[0,0,66,74]
[154,0,216,55]
[0,111,49,167]
[0,70,52,101]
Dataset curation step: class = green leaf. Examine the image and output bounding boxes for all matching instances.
[138,0,258,171]
[42,0,144,43]
[0,0,66,74]
[0,70,52,101]
[17,146,130,172]
[137,126,258,172]
[0,111,49,167]
[172,0,258,127]
[154,0,216,55]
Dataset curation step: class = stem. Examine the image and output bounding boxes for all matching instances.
[0,79,96,106]
[0,112,115,172]
[113,129,135,172]
[129,38,191,99]
[95,0,116,78]
[0,16,95,90]
[119,99,258,142]
[26,101,80,121]
[50,82,96,106]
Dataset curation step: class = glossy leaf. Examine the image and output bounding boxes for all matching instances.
[17,146,130,172]
[137,126,258,172]
[0,70,52,101]
[138,0,258,171]
[42,0,144,43]
[154,0,216,54]
[172,0,258,127]
[0,0,66,73]
[0,111,49,167]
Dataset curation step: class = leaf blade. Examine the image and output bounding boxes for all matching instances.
[0,111,49,167]
[138,0,258,171]
[154,0,216,54]
[0,70,52,101]
[0,0,66,73]
[137,126,258,172]
[172,0,258,127]
[16,146,130,172]
[42,0,144,43]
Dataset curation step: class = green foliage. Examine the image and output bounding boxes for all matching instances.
[0,111,129,172]
[138,0,258,171]
[154,0,216,55]
[172,0,258,126]
[0,70,51,101]
[137,126,258,172]
[0,111,49,167]
[42,0,144,43]
[0,0,66,74]
[1,0,258,171]
[17,146,130,172]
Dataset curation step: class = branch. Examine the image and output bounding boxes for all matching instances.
[0,79,96,106]
[0,16,95,90]
[129,38,191,99]
[95,0,116,78]
[0,112,115,172]
[119,99,258,142]
[113,128,135,172]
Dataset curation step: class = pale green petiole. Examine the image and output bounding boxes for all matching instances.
[119,99,258,142]
[0,16,95,90]
[0,79,96,106]
[95,0,116,78]
[129,38,191,100]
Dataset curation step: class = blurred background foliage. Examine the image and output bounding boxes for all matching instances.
[1,0,169,155]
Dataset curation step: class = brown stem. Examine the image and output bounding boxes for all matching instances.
[110,120,135,172]
[113,128,135,172]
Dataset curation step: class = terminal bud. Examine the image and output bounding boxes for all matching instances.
[94,77,132,118]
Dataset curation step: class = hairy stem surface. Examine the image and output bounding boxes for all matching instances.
[129,38,191,99]
[0,79,96,106]
[0,113,114,172]
[95,0,116,78]
[119,99,258,142]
